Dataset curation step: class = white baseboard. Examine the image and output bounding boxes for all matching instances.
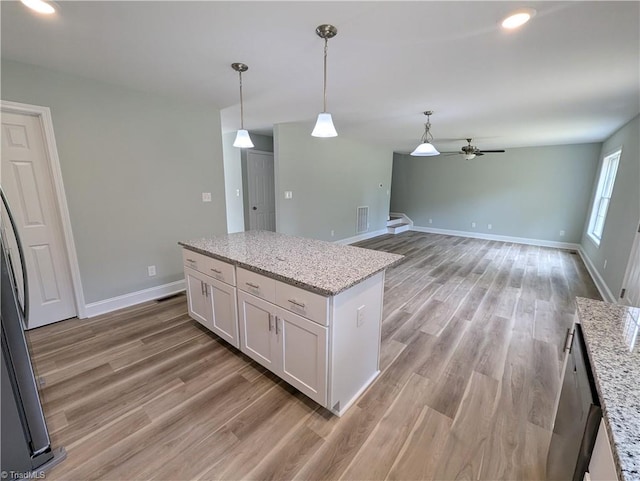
[577,247,616,303]
[334,229,389,245]
[84,280,186,318]
[411,225,581,250]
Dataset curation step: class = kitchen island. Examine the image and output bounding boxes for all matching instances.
[179,231,402,415]
[576,297,640,481]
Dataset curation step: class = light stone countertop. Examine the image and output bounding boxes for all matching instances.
[179,230,403,296]
[576,297,640,481]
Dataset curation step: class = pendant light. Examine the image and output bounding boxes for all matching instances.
[231,63,254,148]
[311,24,338,138]
[410,111,440,156]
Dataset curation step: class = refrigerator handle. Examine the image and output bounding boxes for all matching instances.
[1,187,29,324]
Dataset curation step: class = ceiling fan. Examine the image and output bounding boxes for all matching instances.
[445,139,506,160]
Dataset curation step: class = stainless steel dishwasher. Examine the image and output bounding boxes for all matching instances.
[547,323,602,481]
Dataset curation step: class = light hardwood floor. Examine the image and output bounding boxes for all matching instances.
[27,232,601,481]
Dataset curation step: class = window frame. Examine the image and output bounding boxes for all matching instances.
[587,148,622,246]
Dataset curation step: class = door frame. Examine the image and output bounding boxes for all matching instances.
[1,100,86,318]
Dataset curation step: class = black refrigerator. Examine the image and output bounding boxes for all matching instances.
[1,188,66,478]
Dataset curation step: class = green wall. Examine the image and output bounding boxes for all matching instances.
[274,122,393,242]
[580,115,640,299]
[1,60,227,304]
[391,143,600,243]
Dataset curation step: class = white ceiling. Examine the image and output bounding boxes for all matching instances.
[2,1,639,154]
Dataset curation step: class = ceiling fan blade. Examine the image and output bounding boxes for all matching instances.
[475,152,485,156]
[477,150,505,153]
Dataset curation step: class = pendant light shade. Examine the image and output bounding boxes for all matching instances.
[231,62,254,149]
[233,129,254,148]
[311,113,338,137]
[410,111,440,156]
[312,24,338,138]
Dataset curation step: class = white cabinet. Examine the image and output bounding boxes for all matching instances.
[278,307,327,404]
[183,247,387,415]
[589,419,618,481]
[237,290,327,405]
[237,290,277,371]
[183,254,239,348]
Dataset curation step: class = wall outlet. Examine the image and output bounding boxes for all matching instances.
[604,259,608,269]
[559,230,565,237]
[147,265,156,277]
[428,218,433,224]
[471,222,476,228]
[488,224,492,230]
[202,192,212,202]
[331,230,335,237]
[284,191,293,199]
[356,305,365,327]
[236,189,240,197]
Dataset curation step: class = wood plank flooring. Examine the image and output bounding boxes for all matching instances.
[27,232,601,480]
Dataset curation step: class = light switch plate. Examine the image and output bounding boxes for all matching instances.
[284,191,293,199]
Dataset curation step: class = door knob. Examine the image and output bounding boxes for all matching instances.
[252,206,257,210]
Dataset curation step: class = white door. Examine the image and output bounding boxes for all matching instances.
[247,151,275,231]
[237,290,277,370]
[184,267,211,329]
[1,111,77,328]
[207,277,239,348]
[277,308,327,405]
[621,225,640,307]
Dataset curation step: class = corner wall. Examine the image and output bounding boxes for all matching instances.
[274,122,393,242]
[580,115,640,301]
[391,143,600,244]
[1,59,227,305]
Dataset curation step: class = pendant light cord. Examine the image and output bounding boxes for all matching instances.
[323,37,328,113]
[238,71,245,129]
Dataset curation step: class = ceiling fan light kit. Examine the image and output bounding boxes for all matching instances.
[231,62,254,149]
[410,111,440,156]
[311,24,339,138]
[453,138,506,159]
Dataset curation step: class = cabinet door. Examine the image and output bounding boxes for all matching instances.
[185,267,211,329]
[206,277,239,348]
[276,308,327,405]
[237,291,277,371]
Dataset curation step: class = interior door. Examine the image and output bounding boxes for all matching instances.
[247,151,275,231]
[1,111,76,328]
[621,225,640,307]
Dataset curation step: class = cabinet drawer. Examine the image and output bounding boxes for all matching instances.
[183,249,235,286]
[276,281,329,326]
[237,267,276,303]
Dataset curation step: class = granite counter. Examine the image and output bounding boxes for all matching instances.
[576,297,640,481]
[179,230,403,297]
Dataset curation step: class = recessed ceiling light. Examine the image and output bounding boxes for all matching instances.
[501,8,536,29]
[20,0,56,15]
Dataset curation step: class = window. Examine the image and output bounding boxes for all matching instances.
[587,149,621,245]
